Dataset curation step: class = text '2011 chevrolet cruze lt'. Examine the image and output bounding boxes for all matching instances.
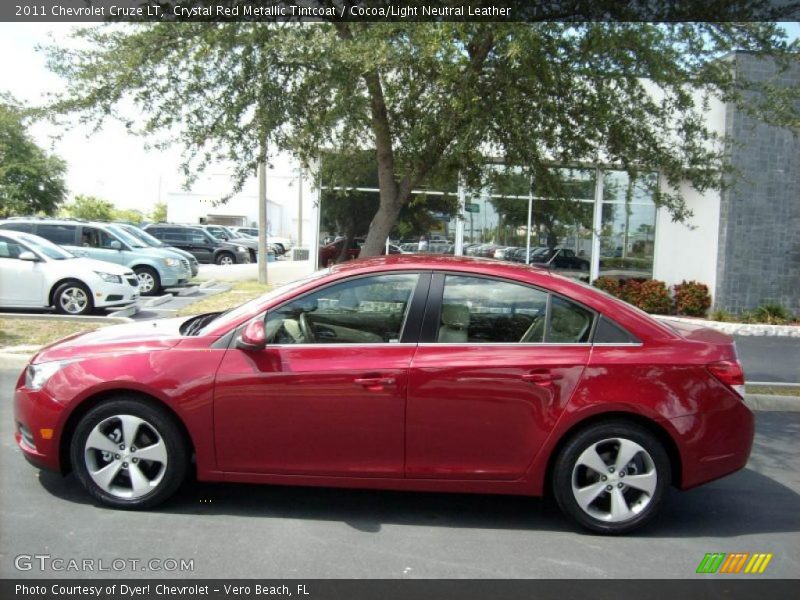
[13,256,754,534]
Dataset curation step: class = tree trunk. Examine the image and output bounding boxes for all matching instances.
[361,198,403,256]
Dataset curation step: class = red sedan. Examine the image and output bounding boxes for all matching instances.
[13,256,753,534]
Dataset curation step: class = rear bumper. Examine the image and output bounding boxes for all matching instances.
[668,398,755,490]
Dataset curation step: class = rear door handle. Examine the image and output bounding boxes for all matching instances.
[354,376,396,391]
[521,369,562,386]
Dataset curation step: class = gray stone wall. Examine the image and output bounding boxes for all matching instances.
[714,53,800,315]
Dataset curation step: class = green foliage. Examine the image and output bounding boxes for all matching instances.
[150,201,167,223]
[710,309,734,322]
[61,194,115,221]
[0,98,67,217]
[673,280,712,317]
[43,17,799,256]
[114,208,145,224]
[752,303,791,325]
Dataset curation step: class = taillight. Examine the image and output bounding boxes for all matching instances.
[707,360,746,398]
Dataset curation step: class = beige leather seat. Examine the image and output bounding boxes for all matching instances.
[438,304,470,343]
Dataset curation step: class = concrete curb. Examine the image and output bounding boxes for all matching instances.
[0,313,132,324]
[198,280,218,289]
[142,293,174,308]
[744,394,800,412]
[656,315,800,337]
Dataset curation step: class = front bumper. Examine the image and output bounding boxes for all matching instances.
[93,280,140,308]
[14,377,64,473]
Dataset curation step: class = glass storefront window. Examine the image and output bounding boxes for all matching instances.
[317,156,658,282]
[599,171,657,279]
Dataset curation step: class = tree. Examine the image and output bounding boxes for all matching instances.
[0,97,67,218]
[46,6,799,256]
[150,201,167,223]
[114,208,145,224]
[62,194,115,221]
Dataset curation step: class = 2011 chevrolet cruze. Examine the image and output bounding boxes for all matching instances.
[13,256,754,534]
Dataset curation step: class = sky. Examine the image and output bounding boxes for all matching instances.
[0,21,798,213]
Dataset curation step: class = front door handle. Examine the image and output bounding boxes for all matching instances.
[354,376,396,391]
[521,369,562,386]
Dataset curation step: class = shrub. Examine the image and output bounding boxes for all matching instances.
[710,309,734,322]
[752,303,791,325]
[626,279,672,314]
[673,280,712,317]
[592,276,622,297]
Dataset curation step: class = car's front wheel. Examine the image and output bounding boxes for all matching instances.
[53,281,93,315]
[70,397,189,509]
[552,421,670,534]
[215,252,235,266]
[134,266,161,296]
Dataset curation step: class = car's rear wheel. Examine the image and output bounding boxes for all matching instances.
[70,398,188,509]
[216,252,235,265]
[552,421,670,534]
[134,266,161,296]
[53,281,93,315]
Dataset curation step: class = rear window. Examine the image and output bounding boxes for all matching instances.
[37,224,77,245]
[0,222,35,233]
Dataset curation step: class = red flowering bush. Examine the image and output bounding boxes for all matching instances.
[592,276,621,297]
[625,279,672,314]
[673,280,712,317]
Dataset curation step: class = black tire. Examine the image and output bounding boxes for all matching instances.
[215,252,235,265]
[53,280,94,315]
[70,397,189,509]
[134,266,161,296]
[552,421,670,534]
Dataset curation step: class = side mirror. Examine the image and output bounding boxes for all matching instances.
[18,251,39,262]
[236,319,266,351]
[110,240,122,250]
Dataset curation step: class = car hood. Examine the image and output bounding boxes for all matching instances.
[69,257,134,276]
[220,240,249,251]
[32,317,187,364]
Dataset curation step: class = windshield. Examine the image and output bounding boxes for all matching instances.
[121,225,163,247]
[196,268,332,335]
[18,233,76,260]
[105,224,148,248]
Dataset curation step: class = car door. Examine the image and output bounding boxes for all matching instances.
[75,226,127,266]
[0,235,45,307]
[406,273,593,480]
[187,230,214,263]
[213,272,429,477]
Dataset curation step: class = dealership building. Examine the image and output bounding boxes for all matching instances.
[167,53,798,314]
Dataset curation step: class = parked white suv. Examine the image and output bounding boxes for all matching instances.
[0,230,139,315]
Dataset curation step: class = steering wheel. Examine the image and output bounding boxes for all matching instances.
[299,312,315,343]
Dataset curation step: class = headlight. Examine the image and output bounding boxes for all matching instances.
[163,258,179,267]
[94,271,122,284]
[236,246,246,252]
[25,359,81,391]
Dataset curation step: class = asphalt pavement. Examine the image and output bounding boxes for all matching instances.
[1,364,798,579]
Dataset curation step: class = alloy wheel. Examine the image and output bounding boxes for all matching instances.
[83,414,168,500]
[59,287,89,314]
[137,272,155,294]
[570,437,657,523]
[219,255,234,265]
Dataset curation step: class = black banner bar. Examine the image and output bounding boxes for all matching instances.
[2,0,800,23]
[3,579,800,600]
